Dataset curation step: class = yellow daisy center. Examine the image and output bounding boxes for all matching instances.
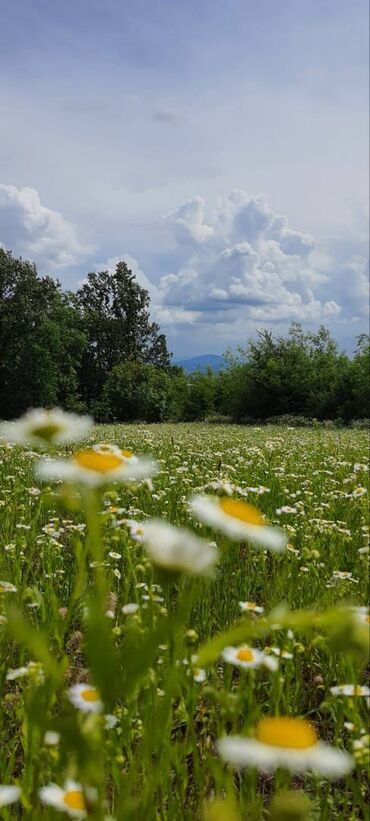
[236,648,254,663]
[31,422,63,441]
[81,687,100,702]
[121,449,133,458]
[219,498,265,526]
[73,450,123,473]
[255,717,318,749]
[64,790,86,810]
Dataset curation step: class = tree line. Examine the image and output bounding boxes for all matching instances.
[0,249,368,424]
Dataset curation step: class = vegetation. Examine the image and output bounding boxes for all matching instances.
[0,417,368,818]
[0,249,369,426]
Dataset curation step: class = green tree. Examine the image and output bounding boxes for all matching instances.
[77,261,170,408]
[98,360,171,422]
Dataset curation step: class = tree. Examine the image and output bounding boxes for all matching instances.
[0,249,58,417]
[0,250,88,418]
[97,360,171,422]
[76,261,170,408]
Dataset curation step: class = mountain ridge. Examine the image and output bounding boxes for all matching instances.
[172,354,225,373]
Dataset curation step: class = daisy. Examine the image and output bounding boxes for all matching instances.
[217,716,354,777]
[36,448,156,488]
[221,645,278,672]
[68,684,103,713]
[0,786,21,807]
[0,580,17,593]
[122,603,140,615]
[39,780,94,818]
[141,519,218,576]
[0,408,92,447]
[239,601,264,614]
[189,495,287,552]
[330,684,370,698]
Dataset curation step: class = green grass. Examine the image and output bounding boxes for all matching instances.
[0,423,369,819]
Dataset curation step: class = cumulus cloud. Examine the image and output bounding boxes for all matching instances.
[0,184,90,269]
[165,196,214,244]
[157,190,341,327]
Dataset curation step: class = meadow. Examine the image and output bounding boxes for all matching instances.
[0,418,369,819]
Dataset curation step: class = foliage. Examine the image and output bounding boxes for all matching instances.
[0,249,368,424]
[0,420,368,818]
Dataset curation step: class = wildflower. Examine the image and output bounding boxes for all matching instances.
[0,786,21,807]
[0,580,17,593]
[0,408,92,447]
[217,716,354,777]
[141,519,218,576]
[122,603,140,615]
[239,601,264,614]
[222,645,278,672]
[330,684,370,698]
[44,731,60,746]
[36,448,156,488]
[353,607,370,625]
[39,780,94,818]
[189,495,287,551]
[68,684,103,714]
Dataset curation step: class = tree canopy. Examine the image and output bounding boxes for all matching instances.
[0,249,368,424]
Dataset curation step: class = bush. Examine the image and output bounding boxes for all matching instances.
[204,414,233,425]
[264,414,315,427]
[350,418,370,429]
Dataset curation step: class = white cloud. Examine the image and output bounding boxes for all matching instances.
[0,184,90,270]
[157,190,342,327]
[165,196,214,244]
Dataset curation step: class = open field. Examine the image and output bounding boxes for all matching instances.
[0,422,369,819]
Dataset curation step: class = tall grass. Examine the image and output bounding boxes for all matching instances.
[0,422,368,819]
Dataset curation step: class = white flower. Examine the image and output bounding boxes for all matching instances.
[221,645,278,672]
[6,666,29,680]
[0,786,21,807]
[0,580,17,593]
[44,731,60,746]
[122,603,140,615]
[68,684,103,713]
[330,684,370,698]
[36,448,156,488]
[104,714,118,729]
[0,408,92,447]
[353,607,370,625]
[141,519,218,576]
[39,780,95,818]
[218,717,354,777]
[239,601,264,615]
[189,495,287,552]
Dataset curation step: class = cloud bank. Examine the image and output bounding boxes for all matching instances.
[0,184,90,270]
[156,190,345,328]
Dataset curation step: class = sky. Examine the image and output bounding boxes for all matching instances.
[0,0,368,357]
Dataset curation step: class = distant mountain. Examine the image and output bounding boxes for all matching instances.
[173,354,225,373]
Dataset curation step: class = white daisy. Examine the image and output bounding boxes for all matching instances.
[68,684,103,713]
[44,730,60,746]
[141,519,218,576]
[0,786,21,807]
[189,495,287,552]
[122,603,140,615]
[0,408,92,447]
[221,645,278,672]
[330,684,370,698]
[218,716,354,777]
[39,780,94,818]
[36,448,156,488]
[239,601,264,614]
[0,580,17,593]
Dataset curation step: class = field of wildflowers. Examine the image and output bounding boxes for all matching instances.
[0,411,368,819]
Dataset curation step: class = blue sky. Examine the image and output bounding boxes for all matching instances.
[0,0,368,356]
